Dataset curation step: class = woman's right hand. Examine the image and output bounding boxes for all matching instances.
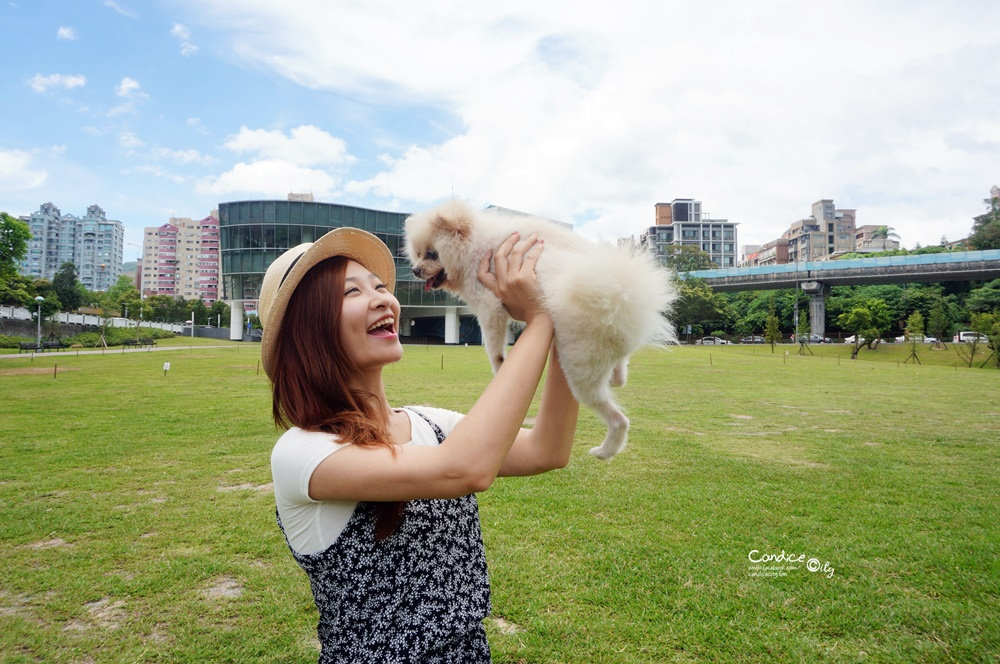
[478,232,547,323]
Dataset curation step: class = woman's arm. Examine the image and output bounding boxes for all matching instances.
[499,344,579,476]
[307,233,553,502]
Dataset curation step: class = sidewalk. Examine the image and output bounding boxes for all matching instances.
[0,344,254,360]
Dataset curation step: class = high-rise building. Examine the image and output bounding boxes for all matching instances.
[18,203,124,291]
[636,199,739,268]
[140,212,220,304]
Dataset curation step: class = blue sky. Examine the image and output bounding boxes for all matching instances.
[2,1,998,261]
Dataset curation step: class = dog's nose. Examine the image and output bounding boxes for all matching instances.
[411,266,422,278]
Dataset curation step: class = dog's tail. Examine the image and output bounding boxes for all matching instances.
[546,245,678,353]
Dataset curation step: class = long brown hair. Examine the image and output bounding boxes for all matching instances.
[270,256,404,539]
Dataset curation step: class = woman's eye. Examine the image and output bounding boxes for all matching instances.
[375,283,388,291]
[344,287,360,296]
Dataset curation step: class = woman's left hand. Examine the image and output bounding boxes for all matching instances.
[478,232,546,323]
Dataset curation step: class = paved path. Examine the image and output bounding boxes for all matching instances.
[0,344,256,360]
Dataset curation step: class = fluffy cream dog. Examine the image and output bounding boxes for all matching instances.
[405,200,677,460]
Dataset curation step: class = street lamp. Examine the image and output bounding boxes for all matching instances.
[34,296,44,346]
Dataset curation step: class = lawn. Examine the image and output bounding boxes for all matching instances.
[0,342,997,663]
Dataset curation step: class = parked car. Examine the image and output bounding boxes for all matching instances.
[953,331,989,343]
[740,335,766,344]
[792,333,831,344]
[696,336,729,345]
[893,334,938,343]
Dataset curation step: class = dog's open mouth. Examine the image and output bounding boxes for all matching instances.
[424,270,447,291]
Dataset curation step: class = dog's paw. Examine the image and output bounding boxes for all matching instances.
[589,444,620,461]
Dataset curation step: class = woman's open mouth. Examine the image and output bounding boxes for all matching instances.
[366,316,396,338]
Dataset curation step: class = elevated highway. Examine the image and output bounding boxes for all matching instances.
[683,249,1000,336]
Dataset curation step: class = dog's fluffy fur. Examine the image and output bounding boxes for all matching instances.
[405,200,678,460]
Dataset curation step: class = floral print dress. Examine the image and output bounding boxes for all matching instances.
[277,410,492,663]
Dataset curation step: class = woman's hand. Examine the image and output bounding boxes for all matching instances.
[478,232,546,323]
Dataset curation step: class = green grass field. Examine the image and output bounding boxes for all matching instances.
[1,340,997,663]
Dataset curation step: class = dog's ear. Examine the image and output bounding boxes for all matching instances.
[431,211,471,239]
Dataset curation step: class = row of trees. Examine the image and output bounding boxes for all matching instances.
[3,263,231,326]
[674,276,1000,340]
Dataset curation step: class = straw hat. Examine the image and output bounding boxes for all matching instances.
[257,227,395,379]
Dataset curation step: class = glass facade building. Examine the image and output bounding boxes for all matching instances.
[219,199,463,308]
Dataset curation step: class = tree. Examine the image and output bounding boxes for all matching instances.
[970,312,1000,368]
[957,312,998,368]
[208,299,231,328]
[52,262,84,312]
[966,279,1000,313]
[0,212,31,278]
[764,310,781,352]
[903,310,925,363]
[674,278,727,338]
[967,195,1000,250]
[663,245,717,272]
[927,298,949,348]
[186,299,209,327]
[100,275,141,317]
[905,310,925,338]
[837,307,874,359]
[836,299,891,359]
[871,225,900,251]
[0,272,33,307]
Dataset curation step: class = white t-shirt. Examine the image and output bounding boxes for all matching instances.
[270,406,464,555]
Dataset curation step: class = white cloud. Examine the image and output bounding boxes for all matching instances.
[198,125,352,198]
[224,125,354,168]
[186,117,209,135]
[196,160,336,197]
[127,2,1000,247]
[154,147,212,165]
[119,132,145,149]
[104,1,136,19]
[0,149,48,190]
[116,77,142,98]
[171,23,198,56]
[28,73,86,93]
[133,164,189,184]
[56,26,77,41]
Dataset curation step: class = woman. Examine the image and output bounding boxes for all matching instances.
[260,226,578,663]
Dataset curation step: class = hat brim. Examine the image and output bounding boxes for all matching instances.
[259,227,395,379]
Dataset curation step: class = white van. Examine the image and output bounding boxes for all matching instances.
[953,331,989,343]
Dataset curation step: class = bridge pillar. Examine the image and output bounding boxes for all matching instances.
[799,281,830,337]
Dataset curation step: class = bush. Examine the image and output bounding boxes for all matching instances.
[64,326,177,347]
[0,334,33,349]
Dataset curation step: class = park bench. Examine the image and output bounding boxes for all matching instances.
[18,342,41,353]
[122,339,141,348]
[43,341,68,351]
[139,337,157,347]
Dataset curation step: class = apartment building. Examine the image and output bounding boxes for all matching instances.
[782,200,857,262]
[855,224,901,252]
[140,212,220,304]
[18,202,124,291]
[637,199,739,268]
[739,199,860,266]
